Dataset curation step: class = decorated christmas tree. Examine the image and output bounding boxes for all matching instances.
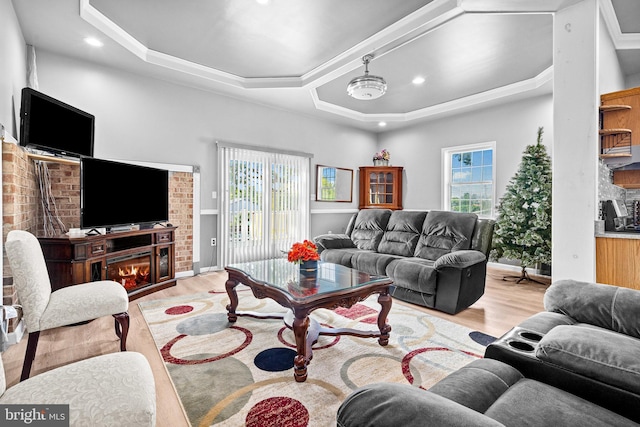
[491,127,552,283]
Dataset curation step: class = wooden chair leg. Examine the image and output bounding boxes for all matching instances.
[21,331,40,381]
[113,312,129,351]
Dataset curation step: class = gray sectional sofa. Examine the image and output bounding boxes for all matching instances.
[337,280,640,426]
[484,279,640,424]
[314,209,495,314]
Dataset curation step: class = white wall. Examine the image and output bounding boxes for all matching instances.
[0,0,26,141]
[628,72,640,89]
[33,49,378,268]
[378,94,553,211]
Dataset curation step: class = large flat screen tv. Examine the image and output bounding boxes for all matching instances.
[20,87,94,158]
[81,157,169,230]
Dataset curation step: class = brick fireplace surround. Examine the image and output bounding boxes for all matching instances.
[2,141,194,331]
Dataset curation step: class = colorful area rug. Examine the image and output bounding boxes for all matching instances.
[139,288,495,427]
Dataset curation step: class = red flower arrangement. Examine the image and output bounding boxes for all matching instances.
[287,240,320,264]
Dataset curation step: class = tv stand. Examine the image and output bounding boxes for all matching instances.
[38,227,177,299]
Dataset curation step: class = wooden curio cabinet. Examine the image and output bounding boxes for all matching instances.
[359,166,403,210]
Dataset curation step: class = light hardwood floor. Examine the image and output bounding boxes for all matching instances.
[1,266,549,427]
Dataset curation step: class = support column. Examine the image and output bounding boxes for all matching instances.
[552,0,599,281]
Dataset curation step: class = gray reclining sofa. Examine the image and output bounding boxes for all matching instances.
[314,209,495,314]
[337,279,640,426]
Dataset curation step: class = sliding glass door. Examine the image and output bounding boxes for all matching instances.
[218,144,310,266]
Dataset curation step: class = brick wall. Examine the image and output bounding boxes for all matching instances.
[2,142,194,304]
[169,171,193,273]
[2,142,38,293]
[35,162,81,235]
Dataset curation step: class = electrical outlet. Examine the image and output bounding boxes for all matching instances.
[210,238,217,247]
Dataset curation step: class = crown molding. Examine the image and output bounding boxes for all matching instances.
[600,0,640,50]
[312,66,553,123]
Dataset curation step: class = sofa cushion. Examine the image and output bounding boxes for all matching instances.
[414,211,477,260]
[378,211,427,257]
[320,248,361,267]
[337,383,504,427]
[536,324,640,395]
[314,234,357,253]
[350,209,392,251]
[516,311,576,336]
[485,379,638,427]
[351,251,404,276]
[544,279,640,340]
[429,358,523,414]
[386,257,437,299]
[471,218,495,256]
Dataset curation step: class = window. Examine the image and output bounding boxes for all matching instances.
[218,143,311,265]
[442,142,495,217]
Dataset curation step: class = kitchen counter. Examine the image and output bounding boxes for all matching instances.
[595,231,640,239]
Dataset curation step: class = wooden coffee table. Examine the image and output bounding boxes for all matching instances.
[225,258,393,382]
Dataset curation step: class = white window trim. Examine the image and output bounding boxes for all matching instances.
[441,141,496,218]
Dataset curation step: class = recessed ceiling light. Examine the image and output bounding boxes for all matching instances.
[412,76,426,85]
[84,37,103,47]
[378,122,387,127]
[256,0,270,4]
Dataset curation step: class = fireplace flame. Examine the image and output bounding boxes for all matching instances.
[117,264,150,290]
[118,265,138,276]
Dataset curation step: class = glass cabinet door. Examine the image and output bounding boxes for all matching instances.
[362,167,402,209]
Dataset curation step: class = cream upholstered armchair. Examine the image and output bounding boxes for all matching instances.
[5,230,130,380]
[0,351,156,426]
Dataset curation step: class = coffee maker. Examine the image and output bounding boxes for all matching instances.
[602,199,628,231]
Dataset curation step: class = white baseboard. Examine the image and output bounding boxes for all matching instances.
[199,266,222,274]
[487,261,550,277]
[175,270,195,278]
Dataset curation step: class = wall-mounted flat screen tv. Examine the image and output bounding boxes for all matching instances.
[20,87,94,158]
[81,157,169,231]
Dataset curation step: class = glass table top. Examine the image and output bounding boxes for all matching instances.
[226,258,391,300]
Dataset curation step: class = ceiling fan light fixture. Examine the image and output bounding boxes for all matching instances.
[347,54,387,100]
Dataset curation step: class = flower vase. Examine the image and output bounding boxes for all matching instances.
[299,260,318,277]
[373,159,389,166]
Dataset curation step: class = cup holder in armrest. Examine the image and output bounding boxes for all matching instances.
[507,340,535,352]
[486,326,543,359]
[518,331,543,342]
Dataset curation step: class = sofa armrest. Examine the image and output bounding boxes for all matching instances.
[433,250,486,270]
[544,279,640,339]
[536,324,640,395]
[429,358,523,413]
[313,234,356,253]
[337,383,504,427]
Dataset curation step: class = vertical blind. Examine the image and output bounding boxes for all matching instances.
[218,144,310,266]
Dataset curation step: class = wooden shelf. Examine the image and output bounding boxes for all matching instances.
[27,152,80,165]
[599,105,631,112]
[599,128,632,135]
[599,153,633,158]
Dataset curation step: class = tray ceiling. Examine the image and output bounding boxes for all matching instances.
[11,0,640,132]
